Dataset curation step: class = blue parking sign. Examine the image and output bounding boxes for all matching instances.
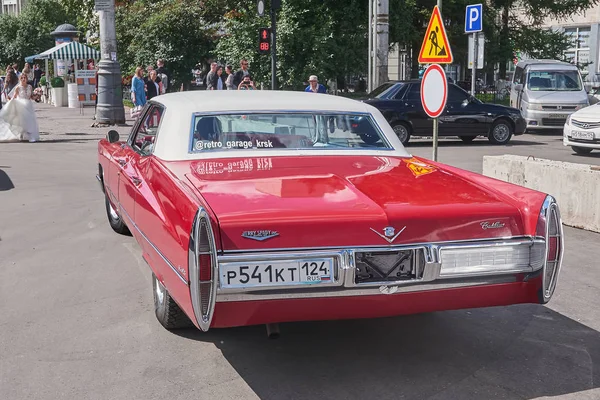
[465,4,483,33]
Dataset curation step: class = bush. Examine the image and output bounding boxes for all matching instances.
[50,76,64,88]
[39,76,47,86]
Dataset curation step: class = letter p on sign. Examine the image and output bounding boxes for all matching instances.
[465,4,483,33]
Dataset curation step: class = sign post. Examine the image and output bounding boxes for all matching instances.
[418,4,452,161]
[465,4,483,95]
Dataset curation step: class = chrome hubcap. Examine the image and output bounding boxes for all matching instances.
[393,125,408,142]
[493,124,510,142]
[155,276,165,305]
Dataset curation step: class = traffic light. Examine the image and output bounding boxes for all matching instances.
[258,27,271,54]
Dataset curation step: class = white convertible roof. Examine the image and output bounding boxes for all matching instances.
[150,90,411,161]
[153,90,374,113]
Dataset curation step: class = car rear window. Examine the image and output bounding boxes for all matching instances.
[189,112,393,153]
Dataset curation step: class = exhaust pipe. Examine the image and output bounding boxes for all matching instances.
[266,323,280,339]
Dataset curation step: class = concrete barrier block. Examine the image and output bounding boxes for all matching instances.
[482,155,600,233]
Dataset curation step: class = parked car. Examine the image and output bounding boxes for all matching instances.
[363,80,525,145]
[510,59,590,130]
[97,91,564,334]
[563,103,600,154]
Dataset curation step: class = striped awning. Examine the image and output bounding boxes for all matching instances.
[37,41,101,60]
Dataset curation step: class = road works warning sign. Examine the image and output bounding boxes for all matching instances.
[418,6,453,64]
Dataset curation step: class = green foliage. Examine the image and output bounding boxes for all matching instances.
[215,0,368,90]
[50,76,65,87]
[39,75,47,86]
[487,0,600,78]
[0,0,76,69]
[115,0,219,88]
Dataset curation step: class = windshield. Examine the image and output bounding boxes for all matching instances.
[190,112,392,153]
[527,70,583,91]
[369,83,404,99]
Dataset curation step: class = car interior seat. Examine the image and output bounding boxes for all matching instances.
[195,116,223,141]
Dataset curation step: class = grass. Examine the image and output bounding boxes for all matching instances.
[475,93,510,106]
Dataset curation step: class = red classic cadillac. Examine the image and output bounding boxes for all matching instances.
[97,91,564,334]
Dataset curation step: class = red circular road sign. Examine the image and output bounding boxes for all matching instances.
[420,64,448,118]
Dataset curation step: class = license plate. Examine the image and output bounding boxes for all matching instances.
[220,258,334,288]
[571,130,595,140]
[549,114,568,119]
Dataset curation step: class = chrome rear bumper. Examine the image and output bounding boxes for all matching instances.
[216,237,545,302]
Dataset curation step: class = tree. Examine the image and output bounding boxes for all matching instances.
[0,0,74,69]
[488,0,600,78]
[215,0,368,90]
[115,0,219,88]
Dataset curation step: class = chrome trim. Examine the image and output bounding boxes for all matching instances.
[539,195,565,303]
[190,208,219,332]
[215,237,541,297]
[118,202,188,286]
[218,251,344,292]
[217,275,520,302]
[219,235,537,254]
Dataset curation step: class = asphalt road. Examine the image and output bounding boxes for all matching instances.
[1,133,599,400]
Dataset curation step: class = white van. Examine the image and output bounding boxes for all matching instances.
[510,60,590,130]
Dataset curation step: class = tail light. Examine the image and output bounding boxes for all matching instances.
[188,208,217,331]
[535,195,564,303]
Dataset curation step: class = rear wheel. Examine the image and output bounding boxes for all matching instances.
[105,192,131,235]
[489,119,514,145]
[572,146,593,155]
[153,273,193,329]
[392,122,411,145]
[460,135,477,143]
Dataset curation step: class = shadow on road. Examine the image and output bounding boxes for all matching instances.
[39,138,101,143]
[570,151,600,159]
[0,168,14,191]
[174,304,599,399]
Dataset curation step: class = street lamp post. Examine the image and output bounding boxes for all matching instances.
[95,0,125,125]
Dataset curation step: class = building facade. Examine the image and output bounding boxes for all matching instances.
[0,0,27,15]
[540,5,600,81]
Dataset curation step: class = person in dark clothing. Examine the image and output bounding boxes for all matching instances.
[156,58,170,93]
[232,58,250,89]
[33,65,43,88]
[146,70,160,99]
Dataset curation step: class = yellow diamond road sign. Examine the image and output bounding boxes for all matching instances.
[418,6,453,64]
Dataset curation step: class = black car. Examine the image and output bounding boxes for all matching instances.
[363,81,526,145]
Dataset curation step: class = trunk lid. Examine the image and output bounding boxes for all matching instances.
[181,156,525,250]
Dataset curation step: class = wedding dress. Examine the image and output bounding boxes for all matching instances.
[0,84,40,142]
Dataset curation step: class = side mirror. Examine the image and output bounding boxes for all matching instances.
[107,130,120,143]
[462,99,470,107]
[584,82,592,92]
[514,83,523,92]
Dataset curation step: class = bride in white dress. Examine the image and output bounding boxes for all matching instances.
[0,73,40,143]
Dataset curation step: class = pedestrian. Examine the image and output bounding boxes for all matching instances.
[232,59,250,89]
[206,62,219,90]
[225,65,235,90]
[146,70,160,99]
[216,66,224,90]
[22,63,34,86]
[237,75,256,90]
[130,66,146,118]
[3,66,18,100]
[33,64,42,88]
[305,75,327,93]
[156,59,170,93]
[0,73,40,142]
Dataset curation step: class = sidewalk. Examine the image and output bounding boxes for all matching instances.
[34,102,135,142]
